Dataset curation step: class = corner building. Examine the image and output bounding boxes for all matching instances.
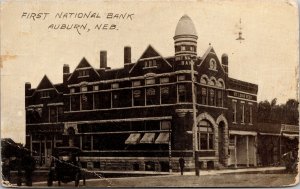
[25,15,258,171]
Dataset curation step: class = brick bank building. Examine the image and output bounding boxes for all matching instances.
[25,15,259,171]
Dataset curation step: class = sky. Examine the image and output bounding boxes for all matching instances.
[0,0,299,144]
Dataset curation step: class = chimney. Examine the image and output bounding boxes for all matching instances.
[124,46,131,64]
[63,64,70,83]
[63,64,70,74]
[100,51,107,69]
[25,82,31,91]
[221,53,228,74]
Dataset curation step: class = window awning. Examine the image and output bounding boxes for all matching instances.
[125,133,141,145]
[155,133,169,144]
[282,133,299,140]
[140,133,156,144]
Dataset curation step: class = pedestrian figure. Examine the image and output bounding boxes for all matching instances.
[179,157,185,175]
[22,153,36,186]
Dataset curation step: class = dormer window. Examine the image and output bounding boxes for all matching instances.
[112,83,119,89]
[78,70,89,78]
[40,91,50,98]
[144,60,157,68]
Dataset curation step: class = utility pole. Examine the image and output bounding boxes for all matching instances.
[190,59,200,176]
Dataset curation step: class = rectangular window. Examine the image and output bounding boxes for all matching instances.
[70,88,75,93]
[58,106,64,121]
[178,75,186,81]
[161,121,171,130]
[249,105,253,124]
[133,89,145,106]
[94,93,101,109]
[145,78,155,85]
[49,107,57,122]
[181,46,186,51]
[82,135,91,150]
[201,88,207,105]
[132,81,141,87]
[146,88,158,105]
[81,86,88,92]
[161,86,170,104]
[233,101,237,123]
[178,84,187,102]
[100,92,111,109]
[78,70,89,77]
[40,91,50,98]
[111,83,119,89]
[160,77,169,84]
[217,90,223,107]
[93,85,99,91]
[81,93,92,110]
[241,102,245,123]
[209,89,215,106]
[71,95,80,111]
[112,92,120,108]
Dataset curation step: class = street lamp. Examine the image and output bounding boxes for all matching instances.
[190,59,200,176]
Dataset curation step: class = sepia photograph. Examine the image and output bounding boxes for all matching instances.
[0,0,299,187]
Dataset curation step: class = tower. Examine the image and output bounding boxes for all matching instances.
[174,15,198,67]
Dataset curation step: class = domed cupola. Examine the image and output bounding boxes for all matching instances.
[174,15,198,65]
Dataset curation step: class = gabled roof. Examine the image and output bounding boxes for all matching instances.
[67,57,100,81]
[129,45,172,73]
[197,46,226,73]
[36,75,58,92]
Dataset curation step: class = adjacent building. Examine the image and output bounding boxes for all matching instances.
[25,15,259,171]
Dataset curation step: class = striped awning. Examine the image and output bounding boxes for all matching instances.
[140,133,156,144]
[155,133,169,144]
[125,133,141,145]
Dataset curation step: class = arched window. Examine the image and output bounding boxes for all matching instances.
[209,77,217,86]
[200,75,208,84]
[197,120,214,150]
[217,78,225,89]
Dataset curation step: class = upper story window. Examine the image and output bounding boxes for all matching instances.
[178,75,186,81]
[146,88,156,96]
[78,70,89,77]
[181,46,186,51]
[209,89,215,106]
[232,100,237,123]
[249,105,253,124]
[40,91,50,98]
[241,102,245,124]
[93,85,99,91]
[145,78,155,85]
[209,58,217,71]
[161,121,171,130]
[145,60,157,68]
[190,46,195,52]
[70,88,75,93]
[201,88,207,105]
[81,86,88,92]
[217,90,223,107]
[178,84,187,102]
[111,83,119,89]
[132,81,141,87]
[160,77,169,84]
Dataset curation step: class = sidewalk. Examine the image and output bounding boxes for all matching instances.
[179,166,286,176]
